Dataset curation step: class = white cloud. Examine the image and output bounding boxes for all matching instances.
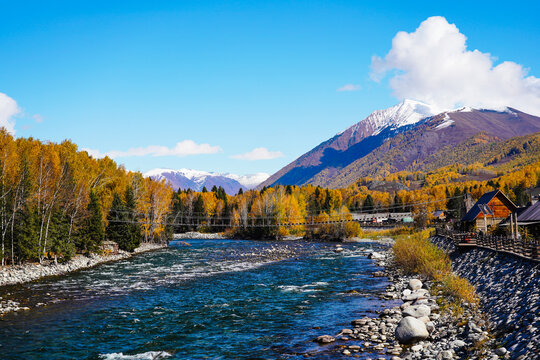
[231,147,284,161]
[33,114,44,123]
[371,16,540,115]
[0,93,20,134]
[82,140,222,159]
[337,84,361,92]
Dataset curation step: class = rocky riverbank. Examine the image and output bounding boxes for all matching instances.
[0,242,166,315]
[173,232,226,240]
[314,246,504,359]
[431,235,540,360]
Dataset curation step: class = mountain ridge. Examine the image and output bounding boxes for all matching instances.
[260,101,540,189]
[145,168,269,194]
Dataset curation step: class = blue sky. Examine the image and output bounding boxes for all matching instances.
[1,1,539,175]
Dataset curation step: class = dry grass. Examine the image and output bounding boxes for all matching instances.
[392,230,479,306]
[393,229,451,280]
[357,226,416,239]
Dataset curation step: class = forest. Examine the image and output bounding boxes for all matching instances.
[0,130,172,265]
[1,129,539,266]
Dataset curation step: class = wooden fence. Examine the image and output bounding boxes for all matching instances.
[435,228,540,262]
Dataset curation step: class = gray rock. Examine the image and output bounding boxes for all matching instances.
[402,304,431,318]
[402,289,430,301]
[395,316,429,344]
[368,252,385,260]
[315,335,335,344]
[450,340,466,349]
[409,279,423,290]
[495,347,508,356]
[437,350,454,359]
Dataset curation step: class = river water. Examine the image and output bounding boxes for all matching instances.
[0,239,396,360]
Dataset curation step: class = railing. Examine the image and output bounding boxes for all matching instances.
[435,228,540,262]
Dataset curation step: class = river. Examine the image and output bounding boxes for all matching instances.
[0,239,396,359]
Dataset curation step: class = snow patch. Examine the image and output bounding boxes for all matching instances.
[343,99,443,138]
[434,114,455,130]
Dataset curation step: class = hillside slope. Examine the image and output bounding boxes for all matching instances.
[261,104,540,189]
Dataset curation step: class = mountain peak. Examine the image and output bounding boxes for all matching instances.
[341,99,440,140]
[259,100,540,189]
[145,168,269,194]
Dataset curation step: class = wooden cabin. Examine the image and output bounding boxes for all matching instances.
[461,190,517,231]
[433,210,447,221]
[512,201,540,238]
[101,240,119,255]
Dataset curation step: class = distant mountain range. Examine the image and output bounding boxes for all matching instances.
[144,168,269,194]
[260,100,540,189]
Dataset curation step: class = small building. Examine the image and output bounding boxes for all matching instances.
[461,190,517,231]
[101,241,119,255]
[514,201,540,238]
[433,210,446,221]
[402,216,414,223]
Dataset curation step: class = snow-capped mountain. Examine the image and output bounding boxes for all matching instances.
[259,100,540,189]
[144,168,269,194]
[338,99,441,140]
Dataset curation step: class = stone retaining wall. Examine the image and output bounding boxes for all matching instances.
[431,236,540,360]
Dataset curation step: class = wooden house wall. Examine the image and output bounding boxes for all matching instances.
[487,197,512,219]
[475,216,503,230]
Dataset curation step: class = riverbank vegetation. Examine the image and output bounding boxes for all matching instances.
[392,230,478,306]
[0,130,172,265]
[1,128,538,266]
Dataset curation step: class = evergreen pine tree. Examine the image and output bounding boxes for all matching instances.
[14,205,39,263]
[393,193,403,213]
[79,190,105,253]
[363,194,374,212]
[50,210,74,263]
[106,193,130,250]
[124,186,141,251]
[237,188,243,195]
[193,194,204,229]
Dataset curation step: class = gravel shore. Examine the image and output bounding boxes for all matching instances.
[314,244,504,359]
[0,242,166,315]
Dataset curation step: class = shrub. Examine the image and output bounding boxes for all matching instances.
[441,274,479,304]
[392,230,478,305]
[392,230,450,279]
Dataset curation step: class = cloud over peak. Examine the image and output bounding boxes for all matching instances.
[371,16,540,115]
[231,147,284,161]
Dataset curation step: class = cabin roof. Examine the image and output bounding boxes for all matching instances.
[461,190,517,222]
[517,201,540,223]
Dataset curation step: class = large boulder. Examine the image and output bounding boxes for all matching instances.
[395,316,429,344]
[409,279,423,290]
[402,289,430,301]
[368,252,385,260]
[403,304,431,318]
